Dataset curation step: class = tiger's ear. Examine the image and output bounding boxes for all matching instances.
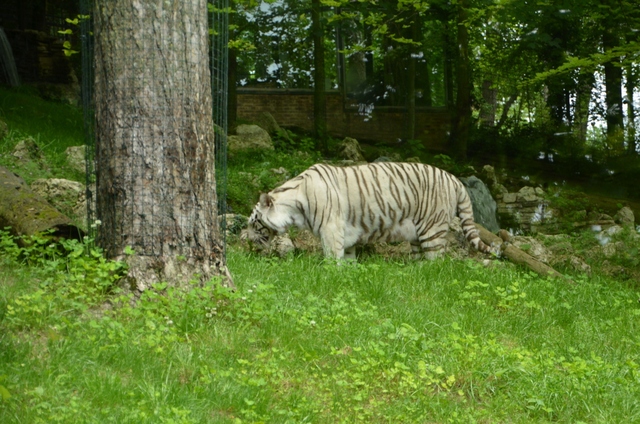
[259,193,273,208]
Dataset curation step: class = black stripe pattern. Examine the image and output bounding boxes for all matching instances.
[247,162,491,260]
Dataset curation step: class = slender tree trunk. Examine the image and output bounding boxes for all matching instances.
[443,20,454,109]
[603,30,624,138]
[479,79,497,127]
[364,24,374,80]
[574,72,594,144]
[450,0,471,160]
[311,0,327,153]
[626,64,637,154]
[496,93,518,130]
[406,18,419,141]
[93,0,232,291]
[228,47,238,132]
[424,57,432,107]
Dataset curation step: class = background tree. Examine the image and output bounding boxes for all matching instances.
[449,0,471,160]
[312,0,328,152]
[93,0,232,290]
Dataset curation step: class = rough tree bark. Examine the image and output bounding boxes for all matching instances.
[93,0,233,291]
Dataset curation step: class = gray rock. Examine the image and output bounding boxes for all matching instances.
[516,186,539,202]
[272,234,295,257]
[12,138,44,163]
[502,192,517,203]
[614,206,635,228]
[602,241,625,258]
[30,178,87,224]
[569,256,591,274]
[338,137,366,162]
[374,152,402,162]
[65,145,87,174]
[256,112,282,136]
[461,176,500,232]
[0,119,8,140]
[511,236,552,263]
[228,124,274,152]
[481,165,498,188]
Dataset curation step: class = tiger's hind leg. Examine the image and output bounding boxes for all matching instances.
[416,224,449,260]
[344,246,357,260]
[410,242,422,260]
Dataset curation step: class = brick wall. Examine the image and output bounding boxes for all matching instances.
[237,89,451,151]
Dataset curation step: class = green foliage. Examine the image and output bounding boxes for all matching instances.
[272,128,316,153]
[57,15,90,57]
[569,226,640,278]
[226,148,318,215]
[405,138,426,159]
[428,153,472,176]
[545,187,598,233]
[607,229,640,270]
[0,229,127,329]
[3,235,640,422]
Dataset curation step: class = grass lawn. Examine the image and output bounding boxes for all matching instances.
[1,85,639,423]
[1,236,639,423]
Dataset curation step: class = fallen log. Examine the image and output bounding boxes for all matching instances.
[0,166,83,240]
[476,223,574,284]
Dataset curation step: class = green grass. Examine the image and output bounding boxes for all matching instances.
[1,86,639,423]
[0,86,85,183]
[1,232,639,423]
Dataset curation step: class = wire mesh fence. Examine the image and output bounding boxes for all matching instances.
[211,0,229,252]
[80,0,229,259]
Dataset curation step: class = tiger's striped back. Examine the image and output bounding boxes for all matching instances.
[247,162,493,260]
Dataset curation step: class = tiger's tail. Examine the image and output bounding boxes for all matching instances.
[456,184,493,255]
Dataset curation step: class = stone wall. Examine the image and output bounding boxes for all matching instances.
[494,186,555,233]
[236,88,452,150]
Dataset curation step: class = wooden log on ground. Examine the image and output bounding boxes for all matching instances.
[0,166,83,240]
[476,223,574,284]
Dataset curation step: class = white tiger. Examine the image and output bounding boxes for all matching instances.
[247,162,495,260]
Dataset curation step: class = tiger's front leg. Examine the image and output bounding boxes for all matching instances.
[319,225,346,259]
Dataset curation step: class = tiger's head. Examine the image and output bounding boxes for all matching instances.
[246,194,278,246]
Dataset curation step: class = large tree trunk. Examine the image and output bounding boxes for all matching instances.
[93,0,233,291]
